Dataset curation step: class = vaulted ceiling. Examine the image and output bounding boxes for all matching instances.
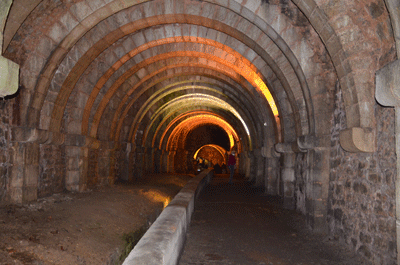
[2,0,397,153]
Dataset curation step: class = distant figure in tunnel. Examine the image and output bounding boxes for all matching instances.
[228,151,236,184]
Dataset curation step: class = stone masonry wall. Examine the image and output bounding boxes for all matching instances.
[295,152,308,215]
[0,100,10,204]
[38,144,66,198]
[328,87,396,264]
[87,148,99,188]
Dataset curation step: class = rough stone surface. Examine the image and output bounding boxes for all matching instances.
[328,86,396,264]
[38,144,66,198]
[0,101,10,204]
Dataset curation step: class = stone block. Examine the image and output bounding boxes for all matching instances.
[65,134,86,146]
[9,142,25,165]
[9,166,23,188]
[22,186,37,203]
[339,127,375,153]
[65,171,80,191]
[24,165,39,186]
[70,1,93,22]
[376,59,400,107]
[25,143,39,165]
[8,188,22,204]
[67,157,80,171]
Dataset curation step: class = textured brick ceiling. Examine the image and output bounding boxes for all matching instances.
[3,0,395,152]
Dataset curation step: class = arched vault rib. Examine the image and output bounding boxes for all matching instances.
[140,93,251,147]
[165,115,241,153]
[82,50,278,140]
[131,96,251,149]
[48,16,279,133]
[194,145,227,160]
[152,110,236,150]
[82,35,265,133]
[109,74,274,148]
[160,112,242,152]
[158,110,247,153]
[107,71,260,141]
[107,60,270,145]
[40,13,312,142]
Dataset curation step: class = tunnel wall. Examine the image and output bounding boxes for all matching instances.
[38,144,65,198]
[0,101,10,204]
[328,89,396,264]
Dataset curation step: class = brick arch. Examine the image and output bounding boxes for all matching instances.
[21,1,320,142]
[81,36,278,135]
[107,60,277,145]
[165,115,241,153]
[157,110,245,152]
[152,110,237,150]
[74,29,305,141]
[138,91,254,149]
[292,0,395,151]
[48,21,284,134]
[70,20,307,139]
[107,71,260,141]
[130,94,252,149]
[116,75,278,149]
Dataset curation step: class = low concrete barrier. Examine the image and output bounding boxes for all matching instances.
[122,169,213,265]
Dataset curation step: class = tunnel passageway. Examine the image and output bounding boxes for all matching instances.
[179,174,366,265]
[0,0,399,263]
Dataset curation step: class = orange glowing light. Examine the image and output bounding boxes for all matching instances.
[165,114,239,152]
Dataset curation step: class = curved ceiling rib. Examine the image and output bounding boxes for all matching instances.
[5,0,342,159]
[27,4,320,146]
[193,144,227,160]
[43,16,281,133]
[165,114,241,153]
[139,92,251,145]
[140,94,250,147]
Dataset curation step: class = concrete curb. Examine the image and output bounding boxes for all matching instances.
[122,170,213,265]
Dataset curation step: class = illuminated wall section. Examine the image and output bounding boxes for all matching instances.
[84,37,280,141]
[153,110,237,150]
[193,144,227,160]
[136,93,250,149]
[165,115,240,152]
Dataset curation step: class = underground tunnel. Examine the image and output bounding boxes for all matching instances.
[0,0,399,264]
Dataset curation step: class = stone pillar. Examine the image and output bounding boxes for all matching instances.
[305,147,330,233]
[167,151,176,173]
[65,145,88,192]
[145,147,153,173]
[118,142,130,181]
[253,148,265,187]
[161,150,168,173]
[244,152,251,179]
[376,60,400,264]
[134,147,145,179]
[262,146,280,196]
[275,143,296,210]
[128,144,135,181]
[98,142,114,185]
[245,151,255,182]
[9,142,39,203]
[154,149,162,173]
[9,127,64,203]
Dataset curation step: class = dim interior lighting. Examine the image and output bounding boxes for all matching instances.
[163,93,251,136]
[193,144,227,159]
[164,113,241,152]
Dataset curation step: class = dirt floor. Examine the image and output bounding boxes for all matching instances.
[0,173,194,265]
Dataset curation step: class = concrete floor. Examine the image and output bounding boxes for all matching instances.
[179,174,368,265]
